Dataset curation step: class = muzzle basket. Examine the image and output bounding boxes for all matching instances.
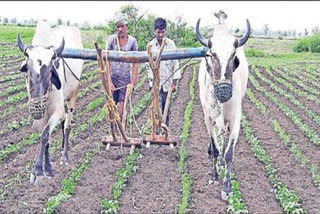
[28,93,49,120]
[214,82,233,103]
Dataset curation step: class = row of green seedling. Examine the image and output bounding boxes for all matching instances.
[0,67,110,162]
[253,67,320,127]
[249,74,320,146]
[0,58,24,70]
[99,73,155,213]
[246,88,320,188]
[0,63,98,108]
[1,61,143,137]
[0,60,96,94]
[100,151,142,214]
[289,63,320,78]
[45,147,100,214]
[280,65,320,90]
[46,69,150,213]
[0,62,99,119]
[176,65,196,213]
[100,61,193,213]
[271,67,320,96]
[261,66,320,106]
[0,64,100,135]
[241,114,306,214]
[0,64,148,166]
[0,60,98,98]
[0,95,110,200]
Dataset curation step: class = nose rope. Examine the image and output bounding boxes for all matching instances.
[59,56,81,82]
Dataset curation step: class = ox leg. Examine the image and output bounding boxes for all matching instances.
[208,137,219,185]
[30,125,50,184]
[61,120,65,151]
[61,92,78,164]
[60,109,72,164]
[221,121,240,200]
[221,138,234,200]
[44,141,53,177]
[219,137,227,168]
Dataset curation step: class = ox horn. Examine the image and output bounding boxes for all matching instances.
[239,19,251,47]
[196,18,209,47]
[17,33,27,54]
[54,37,65,56]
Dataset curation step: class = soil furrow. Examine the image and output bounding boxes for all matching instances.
[249,72,320,166]
[117,65,194,213]
[246,81,320,213]
[56,69,150,213]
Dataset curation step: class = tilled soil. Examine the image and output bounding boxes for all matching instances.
[56,67,151,214]
[117,65,194,213]
[2,60,320,214]
[185,71,282,214]
[266,68,320,115]
[251,69,320,167]
[247,78,320,213]
[0,74,102,155]
[0,78,105,201]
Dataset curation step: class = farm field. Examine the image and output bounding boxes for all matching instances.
[0,25,320,214]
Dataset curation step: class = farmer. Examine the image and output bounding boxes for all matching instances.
[106,12,139,122]
[147,17,181,128]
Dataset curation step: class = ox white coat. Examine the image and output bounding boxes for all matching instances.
[196,18,250,200]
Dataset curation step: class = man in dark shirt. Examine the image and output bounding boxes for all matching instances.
[106,13,139,122]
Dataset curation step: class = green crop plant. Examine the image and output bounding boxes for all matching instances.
[45,149,98,214]
[253,67,320,127]
[100,151,141,214]
[242,114,305,214]
[272,67,320,96]
[249,74,320,146]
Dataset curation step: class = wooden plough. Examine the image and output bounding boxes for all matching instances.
[95,43,141,154]
[61,44,207,153]
[143,38,176,149]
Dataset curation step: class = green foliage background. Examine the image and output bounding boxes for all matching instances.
[293,34,320,53]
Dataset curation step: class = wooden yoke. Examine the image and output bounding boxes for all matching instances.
[95,42,129,143]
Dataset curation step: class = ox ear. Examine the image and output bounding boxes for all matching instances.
[208,39,212,48]
[51,67,61,90]
[19,59,28,72]
[19,61,28,72]
[233,56,240,71]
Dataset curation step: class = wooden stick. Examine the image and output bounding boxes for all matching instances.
[121,84,133,132]
[162,86,173,125]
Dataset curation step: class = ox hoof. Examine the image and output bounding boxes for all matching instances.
[221,190,233,201]
[60,156,69,165]
[209,179,220,185]
[44,170,54,178]
[30,173,44,185]
[60,160,69,165]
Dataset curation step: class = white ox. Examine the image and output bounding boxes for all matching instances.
[196,18,250,200]
[17,21,84,184]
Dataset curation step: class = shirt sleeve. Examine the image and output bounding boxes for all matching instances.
[146,41,153,80]
[106,35,114,51]
[131,37,138,51]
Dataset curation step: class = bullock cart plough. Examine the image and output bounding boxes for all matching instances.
[61,44,208,153]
